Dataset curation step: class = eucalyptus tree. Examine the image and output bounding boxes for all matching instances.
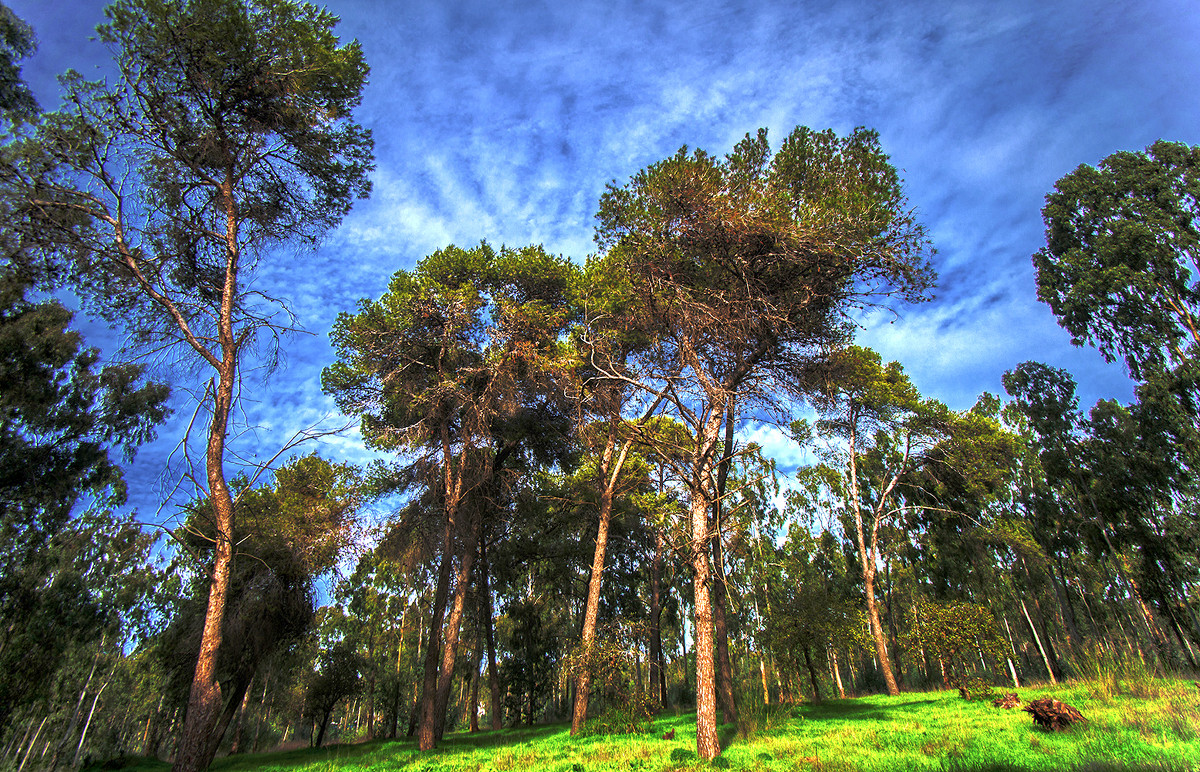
[1,1,373,768]
[324,242,578,749]
[1034,140,1200,384]
[802,346,945,695]
[593,127,933,758]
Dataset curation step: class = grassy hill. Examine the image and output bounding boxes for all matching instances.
[88,679,1199,772]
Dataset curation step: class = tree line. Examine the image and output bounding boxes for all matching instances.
[0,0,1197,769]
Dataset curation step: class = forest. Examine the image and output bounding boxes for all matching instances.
[1,1,1198,771]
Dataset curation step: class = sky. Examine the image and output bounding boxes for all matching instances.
[8,0,1200,524]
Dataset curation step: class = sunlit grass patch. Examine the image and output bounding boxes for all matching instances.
[83,680,1200,772]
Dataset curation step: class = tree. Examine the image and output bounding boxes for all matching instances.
[0,274,168,730]
[2,1,373,768]
[324,242,577,749]
[593,127,933,758]
[0,2,37,120]
[1034,140,1200,383]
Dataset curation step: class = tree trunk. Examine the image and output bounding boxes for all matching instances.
[710,399,738,725]
[72,678,109,768]
[469,638,481,733]
[649,526,667,709]
[688,407,723,760]
[571,472,615,734]
[481,540,502,731]
[830,648,845,699]
[803,646,821,702]
[202,676,252,766]
[174,354,239,772]
[432,513,480,742]
[417,427,462,751]
[229,679,253,754]
[847,423,900,696]
[1020,598,1057,685]
[17,716,46,772]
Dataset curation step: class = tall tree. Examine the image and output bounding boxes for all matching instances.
[3,1,373,768]
[324,242,577,749]
[593,127,933,758]
[1034,140,1200,384]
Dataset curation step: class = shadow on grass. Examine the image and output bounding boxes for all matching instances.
[800,697,938,723]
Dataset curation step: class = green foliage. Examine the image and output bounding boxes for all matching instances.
[1034,140,1200,380]
[903,597,1007,688]
[0,2,37,119]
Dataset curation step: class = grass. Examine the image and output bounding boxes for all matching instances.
[85,679,1200,772]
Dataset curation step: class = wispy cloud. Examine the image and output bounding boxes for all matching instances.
[12,0,1196,519]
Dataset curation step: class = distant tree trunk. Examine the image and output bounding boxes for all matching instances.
[50,642,103,769]
[803,646,821,702]
[73,678,110,767]
[365,620,377,740]
[314,709,332,748]
[469,640,481,733]
[572,428,638,734]
[649,526,668,709]
[17,716,46,772]
[229,678,253,753]
[481,540,502,731]
[1020,598,1057,685]
[830,648,846,699]
[570,471,614,734]
[848,424,900,697]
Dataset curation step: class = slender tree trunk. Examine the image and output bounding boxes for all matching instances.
[649,526,667,709]
[480,540,502,731]
[469,638,481,733]
[17,717,46,772]
[830,648,846,699]
[847,424,900,696]
[803,646,821,702]
[1020,598,1057,685]
[571,472,615,734]
[50,641,103,769]
[73,679,109,768]
[229,678,253,754]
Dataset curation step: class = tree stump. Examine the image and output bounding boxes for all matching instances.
[1022,697,1085,730]
[992,693,1021,709]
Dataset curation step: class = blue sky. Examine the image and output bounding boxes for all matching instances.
[9,0,1200,521]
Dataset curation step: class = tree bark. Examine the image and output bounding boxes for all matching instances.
[688,406,724,760]
[711,400,738,725]
[570,465,615,734]
[432,512,480,742]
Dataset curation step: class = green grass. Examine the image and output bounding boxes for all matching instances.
[85,679,1200,772]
